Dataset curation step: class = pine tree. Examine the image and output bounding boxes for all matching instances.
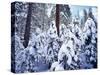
[83,9,88,23]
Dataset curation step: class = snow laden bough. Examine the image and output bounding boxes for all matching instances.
[11,2,97,73]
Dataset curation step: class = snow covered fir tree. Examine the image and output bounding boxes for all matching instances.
[11,2,97,73]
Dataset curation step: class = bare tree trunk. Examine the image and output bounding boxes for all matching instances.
[23,3,32,48]
[56,4,60,36]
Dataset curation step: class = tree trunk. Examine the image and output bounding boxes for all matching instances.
[23,3,32,48]
[56,4,60,36]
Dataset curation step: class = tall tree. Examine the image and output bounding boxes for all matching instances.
[83,9,88,23]
[56,5,71,36]
[56,4,60,36]
[23,3,32,48]
[88,8,94,20]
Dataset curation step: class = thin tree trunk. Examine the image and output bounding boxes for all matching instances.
[56,4,60,36]
[23,3,32,48]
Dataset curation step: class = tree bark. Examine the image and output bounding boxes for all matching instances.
[23,3,32,48]
[56,4,60,36]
